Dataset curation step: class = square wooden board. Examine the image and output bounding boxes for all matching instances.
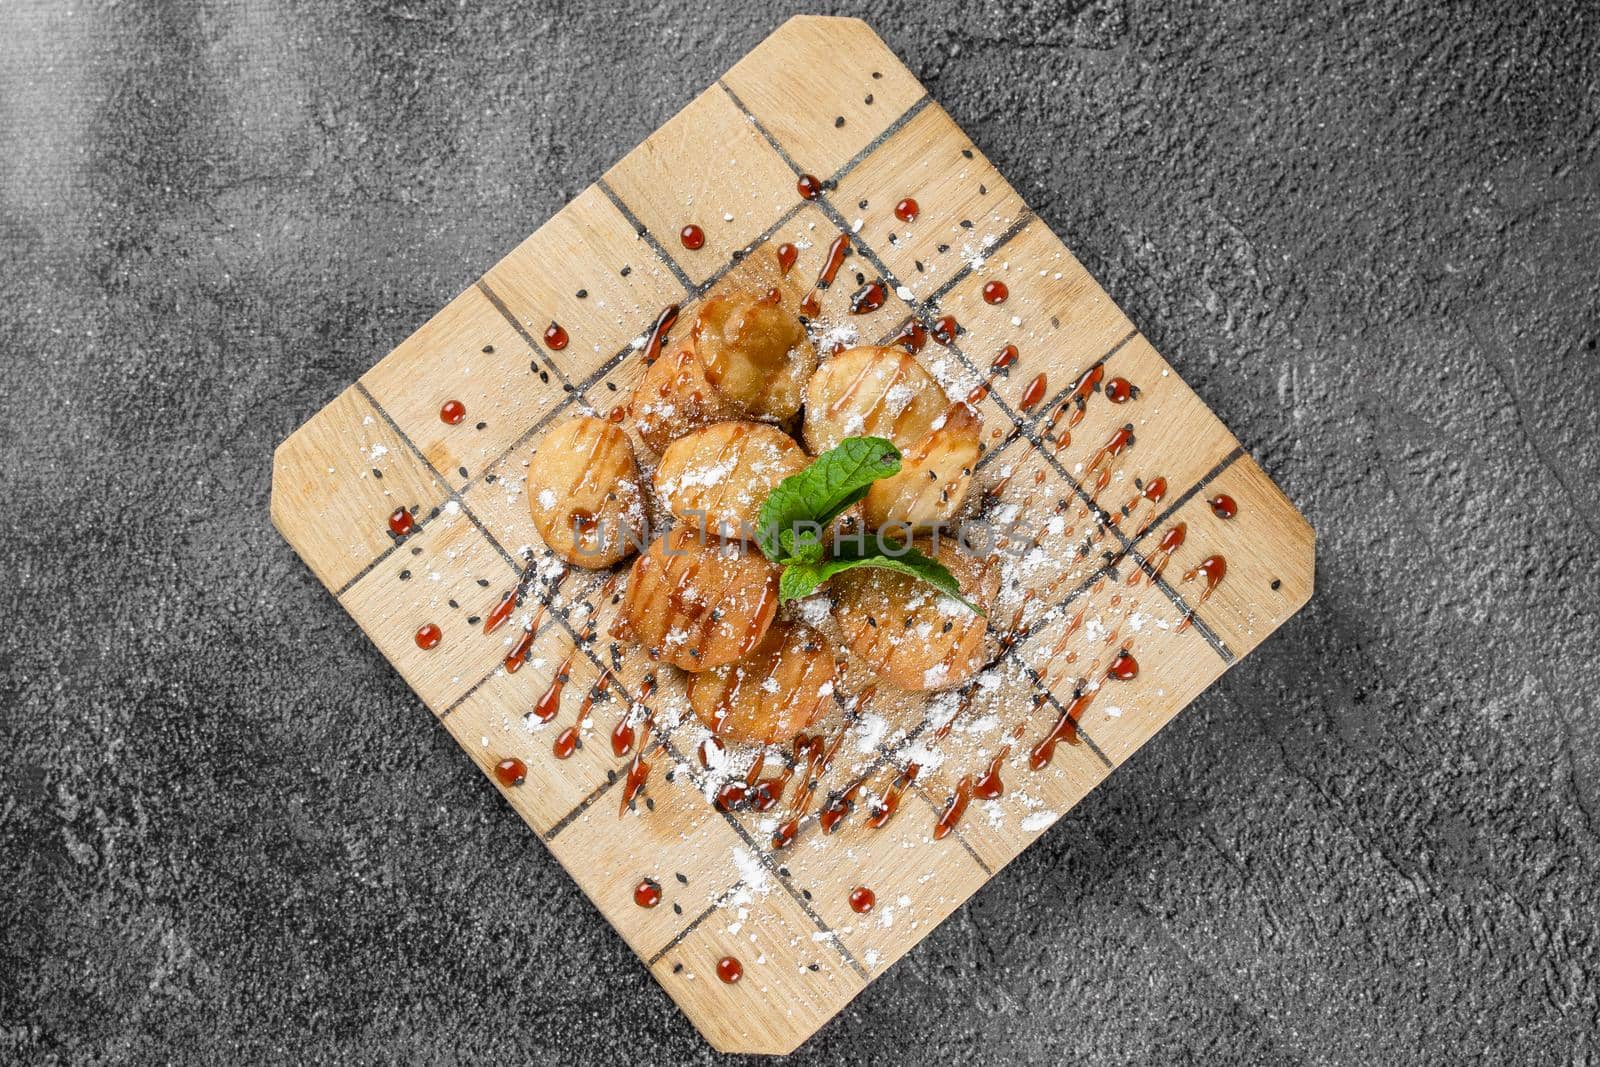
[271,16,1314,1055]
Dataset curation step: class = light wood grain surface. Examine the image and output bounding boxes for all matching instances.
[271,16,1313,1054]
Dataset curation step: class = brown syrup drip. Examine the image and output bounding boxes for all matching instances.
[1045,364,1106,449]
[1031,649,1140,768]
[752,747,796,812]
[797,174,823,200]
[932,314,959,345]
[982,280,1009,305]
[965,381,991,405]
[494,757,526,787]
[543,322,568,350]
[1131,522,1187,587]
[634,878,661,908]
[990,344,1019,372]
[640,304,680,365]
[818,777,865,835]
[849,280,887,314]
[865,762,919,829]
[619,714,655,816]
[770,727,848,849]
[1105,377,1137,404]
[414,624,441,650]
[679,224,705,250]
[484,590,517,634]
[1177,555,1227,631]
[1083,424,1135,497]
[1019,372,1048,411]
[715,781,749,812]
[849,886,876,913]
[440,399,466,425]
[933,778,972,840]
[552,726,578,759]
[612,673,653,758]
[388,508,414,536]
[1030,690,1093,769]
[800,234,851,317]
[533,653,573,722]
[893,197,919,222]
[890,320,928,353]
[716,956,743,984]
[699,735,725,768]
[1209,494,1238,519]
[502,603,548,674]
[776,242,799,275]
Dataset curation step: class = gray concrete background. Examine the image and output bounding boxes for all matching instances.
[3,0,1598,1062]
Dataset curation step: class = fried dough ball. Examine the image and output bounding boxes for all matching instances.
[687,620,836,743]
[526,416,645,568]
[832,538,997,691]
[611,526,780,671]
[654,422,808,539]
[863,402,983,528]
[693,292,816,422]
[802,345,952,454]
[628,347,735,454]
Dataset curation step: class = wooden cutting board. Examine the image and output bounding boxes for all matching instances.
[271,16,1313,1054]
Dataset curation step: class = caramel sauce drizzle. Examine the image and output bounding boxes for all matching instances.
[800,234,851,318]
[1176,554,1227,632]
[640,304,681,365]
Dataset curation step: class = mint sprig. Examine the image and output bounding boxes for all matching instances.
[756,436,984,616]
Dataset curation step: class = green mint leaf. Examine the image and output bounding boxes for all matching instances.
[778,562,828,602]
[755,436,901,562]
[777,539,985,615]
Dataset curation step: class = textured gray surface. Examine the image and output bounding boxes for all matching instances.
[3,0,1598,1062]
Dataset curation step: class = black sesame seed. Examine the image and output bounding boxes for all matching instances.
[606,381,617,391]
[575,289,587,298]
[477,578,490,587]
[1271,578,1282,590]
[482,344,494,353]
[399,569,411,581]
[834,116,845,128]
[447,598,459,609]
[475,421,487,430]
[960,219,973,229]
[644,797,654,811]
[857,199,868,210]
[979,183,987,195]
[371,468,382,479]
[864,94,874,104]
[672,902,682,915]
[675,872,688,885]
[962,148,973,159]
[672,962,683,972]
[808,962,821,971]
[620,265,632,276]
[801,888,812,900]
[486,474,497,484]
[937,243,950,253]
[872,71,882,79]
[411,546,423,556]
[458,466,468,478]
